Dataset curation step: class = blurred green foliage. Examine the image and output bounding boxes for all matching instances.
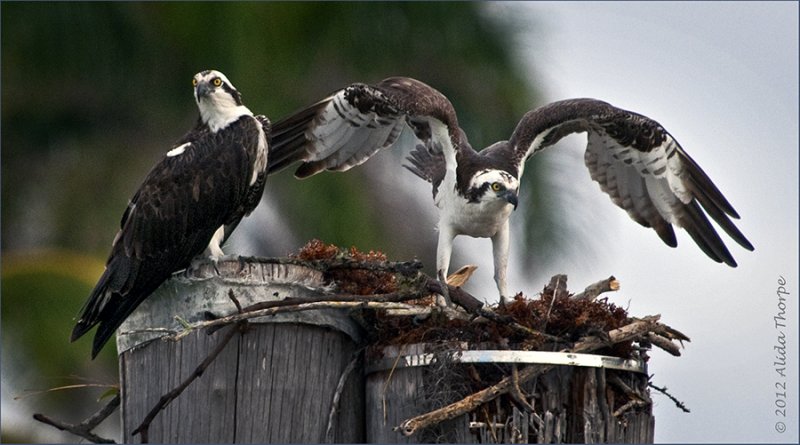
[1,250,120,442]
[2,2,562,441]
[1,251,116,375]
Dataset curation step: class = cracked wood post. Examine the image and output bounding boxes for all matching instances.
[116,258,365,443]
[367,345,655,443]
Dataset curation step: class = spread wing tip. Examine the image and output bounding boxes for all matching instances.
[680,199,744,267]
[684,159,754,253]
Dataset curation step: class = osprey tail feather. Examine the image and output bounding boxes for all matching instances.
[71,256,166,358]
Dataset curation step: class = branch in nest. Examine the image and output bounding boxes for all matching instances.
[572,276,620,301]
[508,365,534,413]
[569,315,660,353]
[381,306,470,320]
[626,316,690,355]
[240,287,424,313]
[612,399,650,417]
[422,278,564,344]
[397,359,554,436]
[652,322,691,343]
[424,278,484,314]
[396,316,663,436]
[645,332,682,356]
[33,394,120,444]
[197,271,558,347]
[178,300,425,341]
[608,373,652,420]
[629,316,691,344]
[608,374,651,406]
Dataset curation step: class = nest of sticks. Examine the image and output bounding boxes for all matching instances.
[290,240,691,439]
[292,239,687,360]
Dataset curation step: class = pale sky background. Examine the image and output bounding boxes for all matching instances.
[473,2,797,443]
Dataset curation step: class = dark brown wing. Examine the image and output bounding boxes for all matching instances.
[507,98,753,266]
[404,143,447,198]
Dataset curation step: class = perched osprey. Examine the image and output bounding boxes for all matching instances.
[269,77,753,303]
[71,70,269,358]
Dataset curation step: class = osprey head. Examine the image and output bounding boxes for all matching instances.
[468,169,519,209]
[192,70,251,132]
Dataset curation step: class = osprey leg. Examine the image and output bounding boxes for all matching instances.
[492,220,511,304]
[436,227,456,306]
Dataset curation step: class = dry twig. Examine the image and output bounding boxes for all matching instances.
[508,365,534,413]
[648,381,691,413]
[33,394,120,444]
[572,276,620,301]
[169,300,418,341]
[325,350,362,443]
[645,332,682,356]
[131,322,245,442]
[612,399,650,417]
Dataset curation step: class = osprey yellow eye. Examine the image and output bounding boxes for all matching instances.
[491,182,503,192]
[192,78,198,86]
[212,78,223,87]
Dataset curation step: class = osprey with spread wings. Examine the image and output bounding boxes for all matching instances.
[268,77,753,302]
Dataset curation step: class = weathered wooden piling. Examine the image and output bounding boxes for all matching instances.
[117,258,365,443]
[365,344,654,443]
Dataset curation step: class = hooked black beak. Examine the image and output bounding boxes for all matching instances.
[196,82,213,98]
[500,190,519,210]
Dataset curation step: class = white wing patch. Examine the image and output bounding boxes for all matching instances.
[644,174,682,225]
[304,91,406,171]
[664,141,692,203]
[430,119,456,174]
[167,142,191,157]
[586,132,688,226]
